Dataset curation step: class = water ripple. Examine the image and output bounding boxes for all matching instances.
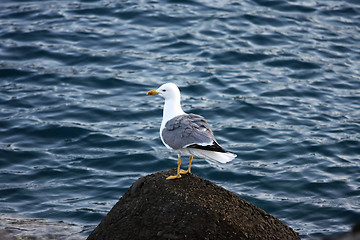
[1,0,360,239]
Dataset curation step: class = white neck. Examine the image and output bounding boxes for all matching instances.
[161,98,185,129]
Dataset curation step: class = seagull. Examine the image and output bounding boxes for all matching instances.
[147,83,236,180]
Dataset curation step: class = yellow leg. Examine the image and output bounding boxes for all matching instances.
[180,156,193,175]
[166,155,182,180]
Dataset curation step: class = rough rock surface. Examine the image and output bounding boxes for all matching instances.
[87,169,300,240]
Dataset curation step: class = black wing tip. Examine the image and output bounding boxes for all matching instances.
[187,141,228,153]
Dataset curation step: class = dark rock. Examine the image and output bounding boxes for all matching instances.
[87,169,300,240]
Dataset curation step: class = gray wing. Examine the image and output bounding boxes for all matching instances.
[162,114,226,152]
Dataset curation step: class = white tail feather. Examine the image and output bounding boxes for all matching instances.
[187,149,236,163]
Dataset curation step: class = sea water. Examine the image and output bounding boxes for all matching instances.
[0,0,359,239]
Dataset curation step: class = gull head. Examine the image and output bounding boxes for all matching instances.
[147,83,181,101]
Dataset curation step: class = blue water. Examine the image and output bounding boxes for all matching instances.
[1,0,359,239]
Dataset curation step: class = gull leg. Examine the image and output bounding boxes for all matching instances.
[180,156,193,175]
[166,155,182,180]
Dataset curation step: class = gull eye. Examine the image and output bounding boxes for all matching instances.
[162,89,166,92]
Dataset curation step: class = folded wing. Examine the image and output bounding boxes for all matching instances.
[162,113,226,153]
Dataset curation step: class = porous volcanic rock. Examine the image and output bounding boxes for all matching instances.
[87,169,300,240]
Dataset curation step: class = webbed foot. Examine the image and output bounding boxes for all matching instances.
[179,169,190,175]
[179,156,193,175]
[166,174,182,180]
[166,156,183,180]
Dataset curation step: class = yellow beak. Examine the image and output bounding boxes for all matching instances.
[147,90,159,95]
